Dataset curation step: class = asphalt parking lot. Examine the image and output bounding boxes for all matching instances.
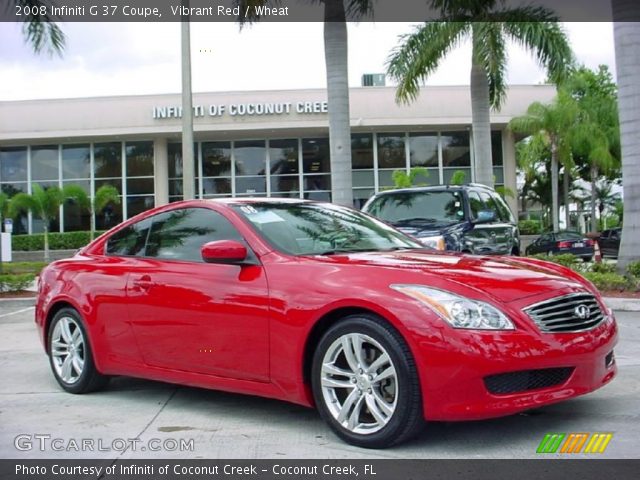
[1,299,638,460]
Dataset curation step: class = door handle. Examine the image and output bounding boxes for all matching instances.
[132,275,154,290]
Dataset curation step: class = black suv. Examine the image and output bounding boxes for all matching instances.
[362,184,520,255]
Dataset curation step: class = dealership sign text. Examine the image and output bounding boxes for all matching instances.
[153,101,328,119]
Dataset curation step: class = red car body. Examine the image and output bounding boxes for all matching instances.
[35,199,617,423]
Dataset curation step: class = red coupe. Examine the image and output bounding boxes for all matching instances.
[35,199,617,448]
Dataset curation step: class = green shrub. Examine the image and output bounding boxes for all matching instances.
[627,261,640,279]
[518,220,542,235]
[583,272,631,292]
[590,262,617,274]
[528,253,581,271]
[11,231,104,251]
[0,273,35,292]
[1,262,47,275]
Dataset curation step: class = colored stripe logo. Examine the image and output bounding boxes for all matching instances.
[537,433,613,454]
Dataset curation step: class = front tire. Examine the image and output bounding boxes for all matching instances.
[48,308,108,394]
[311,314,423,448]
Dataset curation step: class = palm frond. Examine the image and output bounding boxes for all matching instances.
[387,21,469,104]
[61,184,90,210]
[502,19,574,85]
[94,185,121,213]
[17,0,66,56]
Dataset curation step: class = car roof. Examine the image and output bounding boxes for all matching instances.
[371,183,496,197]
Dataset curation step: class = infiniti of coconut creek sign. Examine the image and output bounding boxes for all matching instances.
[152,101,329,119]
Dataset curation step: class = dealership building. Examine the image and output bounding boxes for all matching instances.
[0,84,555,234]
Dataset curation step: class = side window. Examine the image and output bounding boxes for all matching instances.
[539,233,552,244]
[487,192,515,223]
[105,218,152,256]
[467,191,485,220]
[146,207,243,262]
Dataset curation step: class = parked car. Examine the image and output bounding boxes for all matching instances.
[525,231,594,261]
[36,199,617,448]
[362,184,520,255]
[599,227,621,258]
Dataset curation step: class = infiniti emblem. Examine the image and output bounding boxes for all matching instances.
[574,304,590,320]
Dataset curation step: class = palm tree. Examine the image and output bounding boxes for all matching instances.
[14,0,65,55]
[392,167,429,188]
[509,91,578,231]
[9,185,86,262]
[612,3,640,272]
[90,185,121,240]
[387,0,573,188]
[237,0,373,206]
[0,192,9,229]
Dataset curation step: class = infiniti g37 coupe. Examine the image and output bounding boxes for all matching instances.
[35,199,617,448]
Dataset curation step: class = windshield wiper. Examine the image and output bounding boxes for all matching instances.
[393,217,439,227]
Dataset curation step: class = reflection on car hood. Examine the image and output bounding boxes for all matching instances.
[395,223,466,238]
[312,249,586,304]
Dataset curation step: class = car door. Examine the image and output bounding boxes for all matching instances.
[464,190,509,254]
[125,206,270,382]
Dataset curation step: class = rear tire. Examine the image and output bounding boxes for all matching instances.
[48,308,109,394]
[311,314,424,448]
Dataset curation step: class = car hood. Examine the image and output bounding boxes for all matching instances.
[309,249,587,304]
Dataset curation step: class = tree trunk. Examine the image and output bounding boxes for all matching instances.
[43,224,50,263]
[550,140,559,232]
[470,29,494,188]
[613,13,640,272]
[90,206,96,241]
[324,0,353,206]
[590,164,598,232]
[563,166,570,230]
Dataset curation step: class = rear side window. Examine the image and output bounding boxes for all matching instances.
[105,218,152,256]
[145,207,242,262]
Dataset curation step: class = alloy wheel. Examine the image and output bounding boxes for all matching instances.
[50,316,85,384]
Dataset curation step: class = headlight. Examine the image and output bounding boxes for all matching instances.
[390,284,515,330]
[419,235,445,250]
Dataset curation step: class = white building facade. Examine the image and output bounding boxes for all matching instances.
[0,85,555,234]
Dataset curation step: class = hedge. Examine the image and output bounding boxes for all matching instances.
[11,231,105,251]
[0,273,35,292]
[518,219,542,235]
[583,272,633,292]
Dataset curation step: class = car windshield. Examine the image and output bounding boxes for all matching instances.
[232,202,423,255]
[366,191,464,227]
[556,232,584,241]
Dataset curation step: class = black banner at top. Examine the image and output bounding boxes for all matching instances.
[1,0,639,23]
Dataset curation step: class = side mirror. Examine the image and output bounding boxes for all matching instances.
[201,240,247,264]
[475,209,497,224]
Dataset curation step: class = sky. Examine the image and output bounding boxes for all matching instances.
[0,22,616,101]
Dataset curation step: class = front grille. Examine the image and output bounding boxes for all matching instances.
[523,293,605,333]
[484,367,574,395]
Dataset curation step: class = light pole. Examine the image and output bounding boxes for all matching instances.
[181,2,195,200]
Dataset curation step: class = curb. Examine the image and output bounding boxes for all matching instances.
[604,297,640,312]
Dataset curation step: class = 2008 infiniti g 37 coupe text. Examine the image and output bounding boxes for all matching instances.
[36,199,617,448]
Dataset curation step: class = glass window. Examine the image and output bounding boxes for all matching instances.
[232,202,421,255]
[352,170,374,188]
[145,208,242,262]
[202,177,231,195]
[269,139,298,175]
[467,191,485,220]
[202,142,231,177]
[0,147,28,182]
[486,191,515,223]
[441,132,470,167]
[492,131,503,166]
[351,134,373,169]
[270,175,299,194]
[302,138,330,174]
[367,190,465,226]
[235,140,266,176]
[127,196,155,218]
[127,178,155,195]
[377,134,405,169]
[62,145,90,179]
[236,176,266,195]
[31,146,58,181]
[409,133,438,167]
[94,143,122,178]
[96,200,123,231]
[105,217,152,256]
[126,142,154,177]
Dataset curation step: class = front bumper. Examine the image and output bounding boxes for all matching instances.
[417,312,618,421]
